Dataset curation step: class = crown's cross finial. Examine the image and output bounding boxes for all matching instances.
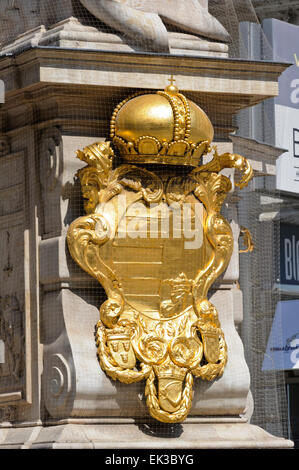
[168,75,175,86]
[165,75,179,95]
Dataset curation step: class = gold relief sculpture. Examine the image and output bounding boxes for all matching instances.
[67,80,253,423]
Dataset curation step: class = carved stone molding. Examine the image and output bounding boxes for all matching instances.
[42,353,73,419]
[39,127,63,193]
[39,127,63,236]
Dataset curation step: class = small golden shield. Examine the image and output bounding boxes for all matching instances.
[158,378,183,413]
[107,330,136,369]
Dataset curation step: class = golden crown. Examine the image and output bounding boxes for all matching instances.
[154,363,187,381]
[106,328,131,342]
[110,78,214,167]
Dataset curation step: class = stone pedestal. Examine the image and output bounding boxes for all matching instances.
[0,17,229,58]
[0,47,293,448]
[0,421,293,449]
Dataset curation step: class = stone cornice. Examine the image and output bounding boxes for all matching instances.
[0,47,290,102]
[0,47,290,140]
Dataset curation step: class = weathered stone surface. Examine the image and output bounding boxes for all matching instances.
[0,0,41,46]
[0,151,26,408]
[79,0,230,51]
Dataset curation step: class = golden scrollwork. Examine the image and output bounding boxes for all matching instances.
[67,84,253,423]
[239,226,255,253]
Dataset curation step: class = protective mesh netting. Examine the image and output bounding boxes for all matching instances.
[0,0,291,445]
[238,187,288,440]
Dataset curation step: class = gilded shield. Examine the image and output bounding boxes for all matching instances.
[107,330,136,369]
[158,378,183,413]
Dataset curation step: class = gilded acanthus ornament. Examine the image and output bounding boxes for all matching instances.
[67,81,253,423]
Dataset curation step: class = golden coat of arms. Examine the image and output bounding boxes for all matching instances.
[67,80,253,423]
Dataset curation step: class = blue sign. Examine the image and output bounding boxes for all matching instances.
[263,300,299,371]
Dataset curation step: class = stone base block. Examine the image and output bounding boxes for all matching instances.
[0,422,294,449]
[0,17,229,58]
